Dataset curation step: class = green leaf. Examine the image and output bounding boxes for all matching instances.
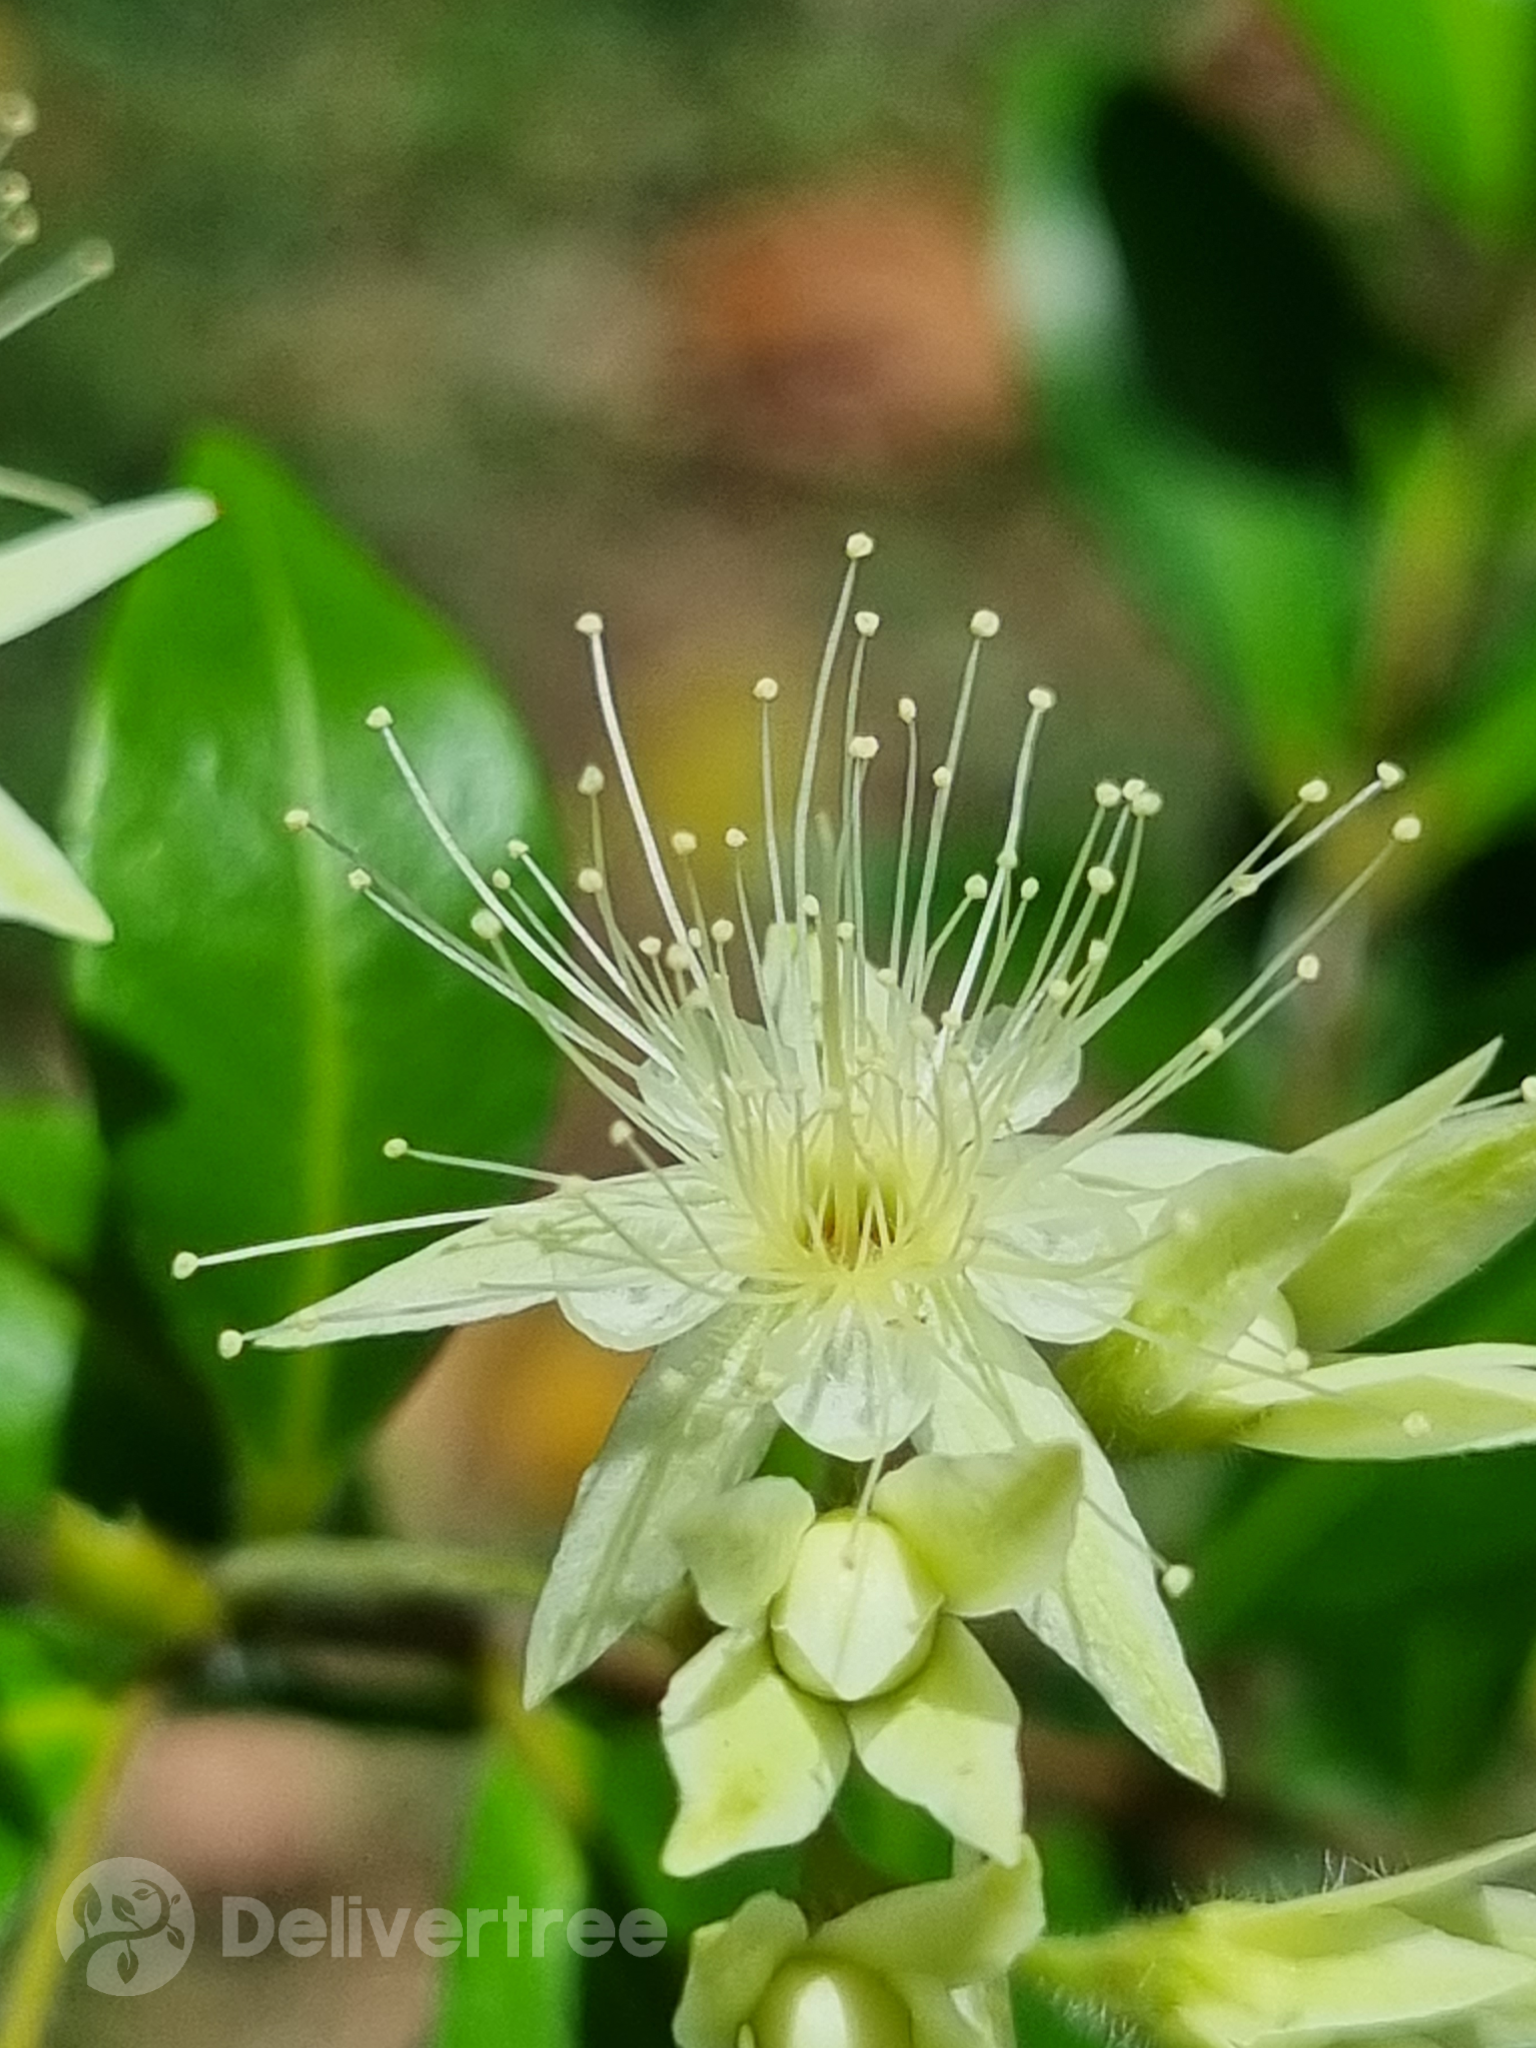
[0,1245,81,1519]
[1049,395,1360,792]
[66,431,559,1534]
[0,1618,116,1926]
[0,1096,103,1267]
[1276,0,1536,245]
[431,1735,584,2048]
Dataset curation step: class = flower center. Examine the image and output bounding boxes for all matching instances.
[798,1172,903,1268]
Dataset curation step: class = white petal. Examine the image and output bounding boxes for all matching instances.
[674,1893,808,2048]
[1302,1041,1500,1184]
[968,1169,1141,1346]
[0,781,111,942]
[1068,1130,1267,1192]
[523,1305,787,1704]
[660,1630,849,1875]
[770,1302,938,1460]
[250,1168,734,1351]
[1233,1345,1536,1460]
[848,1618,1023,1864]
[874,1443,1082,1616]
[923,1297,1222,1791]
[0,490,216,647]
[811,1845,1044,1989]
[674,1476,815,1629]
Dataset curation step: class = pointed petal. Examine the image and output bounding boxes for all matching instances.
[874,1444,1082,1615]
[812,1843,1044,1988]
[523,1305,786,1704]
[1069,1130,1266,1192]
[0,490,216,647]
[660,1630,849,1875]
[674,1892,808,2048]
[1302,1042,1500,1183]
[1062,1154,1346,1438]
[926,1298,1223,1790]
[1287,1102,1536,1349]
[249,1169,734,1350]
[674,1476,815,1629]
[770,1303,938,1461]
[849,1618,1023,1865]
[1233,1345,1536,1460]
[0,781,112,941]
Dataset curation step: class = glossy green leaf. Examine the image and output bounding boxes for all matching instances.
[431,1734,584,2048]
[66,432,559,1534]
[1276,0,1536,245]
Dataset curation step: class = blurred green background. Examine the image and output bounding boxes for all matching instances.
[8,1,1536,2044]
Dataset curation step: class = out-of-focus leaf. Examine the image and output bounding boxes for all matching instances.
[0,1097,102,1267]
[1410,624,1536,886]
[431,1733,584,2048]
[0,1618,116,1927]
[0,1246,81,1519]
[66,432,559,1535]
[1050,395,1359,793]
[1276,0,1536,246]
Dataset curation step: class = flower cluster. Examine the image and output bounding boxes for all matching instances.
[0,94,213,943]
[183,537,1536,2043]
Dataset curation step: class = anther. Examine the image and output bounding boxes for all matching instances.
[577,764,605,797]
[848,734,879,761]
[897,696,917,724]
[1027,686,1056,712]
[608,1119,634,1147]
[1298,777,1330,805]
[1131,789,1163,818]
[801,894,821,919]
[1161,1564,1194,1600]
[639,935,663,959]
[753,676,780,702]
[1048,978,1073,1004]
[1121,777,1146,800]
[671,830,698,856]
[845,532,875,560]
[575,611,604,637]
[382,1137,409,1159]
[1087,865,1116,895]
[365,706,393,730]
[1231,874,1260,898]
[576,867,604,894]
[1087,938,1110,965]
[1391,814,1422,843]
[1020,877,1041,901]
[1198,1025,1226,1054]
[963,874,988,901]
[1377,760,1406,789]
[970,608,1001,639]
[710,918,735,944]
[664,942,692,973]
[854,609,880,637]
[1094,780,1122,808]
[725,827,748,849]
[1295,953,1322,983]
[471,908,501,941]
[932,765,952,790]
[835,919,855,941]
[217,1329,245,1360]
[347,868,372,892]
[0,94,37,140]
[171,1252,198,1280]
[283,807,311,833]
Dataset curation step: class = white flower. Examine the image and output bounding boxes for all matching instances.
[658,1447,1079,1873]
[0,95,215,941]
[675,1850,1043,2048]
[189,538,1423,1789]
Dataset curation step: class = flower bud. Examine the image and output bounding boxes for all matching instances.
[751,1958,914,2048]
[769,1512,942,1702]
